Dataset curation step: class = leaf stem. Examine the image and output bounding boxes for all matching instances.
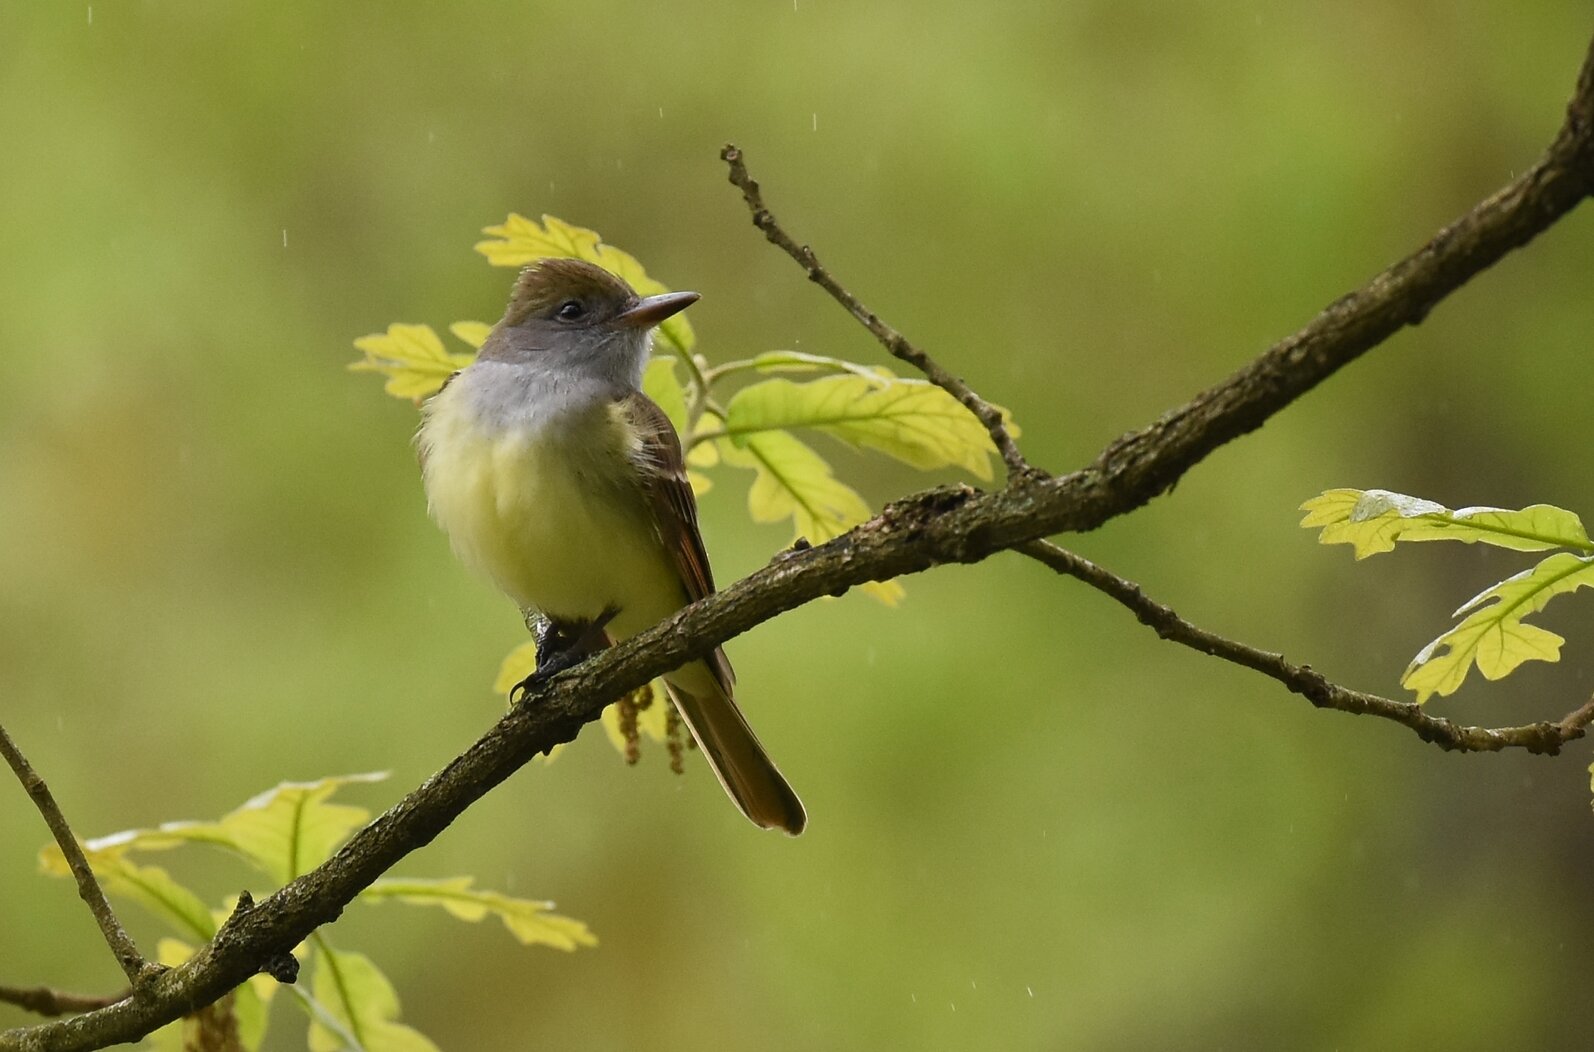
[702,350,892,386]
[282,974,363,1051]
[306,934,367,1051]
[685,425,729,450]
[700,359,758,385]
[666,345,713,417]
[1409,512,1594,554]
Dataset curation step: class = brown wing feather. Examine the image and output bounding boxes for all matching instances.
[614,390,803,834]
[615,390,735,690]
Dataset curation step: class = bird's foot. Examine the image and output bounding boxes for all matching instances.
[509,607,620,704]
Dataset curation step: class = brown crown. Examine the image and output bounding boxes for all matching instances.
[504,258,636,325]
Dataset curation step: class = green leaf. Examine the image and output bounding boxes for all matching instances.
[717,429,865,537]
[447,320,492,349]
[40,848,215,942]
[308,945,440,1052]
[718,430,903,605]
[707,350,900,387]
[101,861,217,943]
[70,819,238,856]
[724,375,1001,480]
[1402,552,1594,702]
[349,324,475,403]
[642,356,690,436]
[685,430,719,469]
[492,640,572,763]
[284,985,363,1052]
[41,776,384,948]
[474,213,695,356]
[747,350,896,382]
[104,773,388,884]
[492,640,540,697]
[211,774,388,883]
[233,970,273,1052]
[1300,488,1592,559]
[361,877,597,951]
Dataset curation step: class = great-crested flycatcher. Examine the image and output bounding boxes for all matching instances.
[418,257,806,835]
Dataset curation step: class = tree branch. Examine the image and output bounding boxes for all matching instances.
[1015,540,1594,754]
[0,988,125,1020]
[0,723,153,989]
[1079,38,1594,512]
[7,33,1594,1052]
[720,143,1037,483]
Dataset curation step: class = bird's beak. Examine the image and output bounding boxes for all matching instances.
[616,290,700,329]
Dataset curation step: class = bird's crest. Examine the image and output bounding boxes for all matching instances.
[505,258,636,325]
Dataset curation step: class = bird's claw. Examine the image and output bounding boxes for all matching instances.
[508,606,621,705]
[508,651,580,705]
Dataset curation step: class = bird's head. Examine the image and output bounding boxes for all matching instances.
[481,258,698,387]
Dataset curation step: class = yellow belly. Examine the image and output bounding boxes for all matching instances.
[420,394,684,631]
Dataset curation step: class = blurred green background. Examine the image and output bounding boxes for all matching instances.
[4,2,1594,1049]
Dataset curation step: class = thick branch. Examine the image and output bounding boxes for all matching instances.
[720,143,1036,483]
[1016,540,1594,754]
[1080,39,1594,511]
[0,723,151,988]
[7,34,1594,1052]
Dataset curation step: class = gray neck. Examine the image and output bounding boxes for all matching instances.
[454,324,651,431]
[476,322,651,390]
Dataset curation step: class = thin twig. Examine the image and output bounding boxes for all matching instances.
[0,986,126,1019]
[0,722,152,986]
[720,143,1037,484]
[1554,695,1594,736]
[1016,539,1594,754]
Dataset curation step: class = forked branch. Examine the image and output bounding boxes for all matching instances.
[6,32,1594,1052]
[720,143,1036,483]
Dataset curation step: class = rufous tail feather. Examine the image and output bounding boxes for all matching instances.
[662,664,806,836]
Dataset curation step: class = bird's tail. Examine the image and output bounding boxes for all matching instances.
[663,657,806,836]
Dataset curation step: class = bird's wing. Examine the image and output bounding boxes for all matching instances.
[613,389,735,689]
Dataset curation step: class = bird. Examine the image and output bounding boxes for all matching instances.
[417,257,806,835]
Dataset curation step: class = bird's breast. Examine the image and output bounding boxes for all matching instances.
[419,378,679,624]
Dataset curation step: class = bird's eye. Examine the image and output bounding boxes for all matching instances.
[555,300,586,321]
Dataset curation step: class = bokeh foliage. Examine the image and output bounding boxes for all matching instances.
[4,3,1594,1050]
